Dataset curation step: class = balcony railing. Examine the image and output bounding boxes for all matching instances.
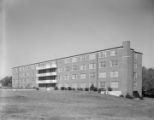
[36,72,57,77]
[37,80,57,84]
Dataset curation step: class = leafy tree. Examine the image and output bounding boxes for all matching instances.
[0,76,12,87]
[142,67,154,91]
[90,84,95,91]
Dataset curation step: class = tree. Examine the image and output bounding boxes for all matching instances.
[142,67,154,91]
[90,84,95,91]
[0,76,12,87]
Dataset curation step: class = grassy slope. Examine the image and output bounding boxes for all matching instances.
[0,89,154,120]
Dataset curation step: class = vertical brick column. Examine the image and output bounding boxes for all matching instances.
[136,54,143,96]
[121,41,133,96]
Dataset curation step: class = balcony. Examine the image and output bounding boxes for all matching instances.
[36,72,57,77]
[37,80,57,84]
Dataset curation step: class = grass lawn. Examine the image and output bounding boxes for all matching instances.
[0,89,154,120]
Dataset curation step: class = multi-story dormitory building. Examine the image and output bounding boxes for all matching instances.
[12,41,142,96]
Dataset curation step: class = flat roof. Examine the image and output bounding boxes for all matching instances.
[12,46,142,69]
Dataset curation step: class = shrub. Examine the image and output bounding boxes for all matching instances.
[133,91,140,98]
[139,96,144,100]
[33,86,36,89]
[102,88,106,91]
[68,87,72,90]
[93,87,98,92]
[90,84,95,91]
[107,87,112,91]
[119,95,124,97]
[61,87,65,90]
[98,88,106,93]
[0,76,12,87]
[85,88,89,91]
[143,89,154,98]
[54,86,58,90]
[33,87,39,90]
[77,88,83,91]
[98,88,101,93]
[80,88,84,91]
[72,88,75,91]
[125,94,134,99]
[133,91,144,100]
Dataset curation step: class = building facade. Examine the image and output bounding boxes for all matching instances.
[12,41,142,96]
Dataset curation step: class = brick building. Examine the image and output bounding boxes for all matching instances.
[12,41,142,96]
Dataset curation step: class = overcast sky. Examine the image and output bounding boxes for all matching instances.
[0,0,154,77]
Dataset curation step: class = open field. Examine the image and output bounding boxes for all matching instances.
[0,89,154,120]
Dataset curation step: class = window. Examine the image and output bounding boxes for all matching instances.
[134,54,138,60]
[134,72,137,80]
[110,50,116,56]
[99,61,106,68]
[133,81,137,89]
[39,63,45,69]
[89,53,96,60]
[110,71,119,78]
[110,72,114,78]
[58,75,63,80]
[13,69,18,74]
[72,83,77,88]
[25,66,28,71]
[58,68,63,73]
[98,51,107,58]
[64,84,68,88]
[19,67,23,71]
[110,60,118,67]
[19,73,25,78]
[80,74,86,79]
[99,72,106,78]
[99,81,106,88]
[72,74,77,80]
[79,55,87,61]
[134,63,137,69]
[114,71,119,78]
[57,59,64,65]
[89,63,96,69]
[110,82,119,88]
[45,63,51,68]
[64,58,71,64]
[26,72,30,77]
[80,83,86,88]
[65,66,71,72]
[64,75,69,80]
[89,72,96,79]
[80,64,86,71]
[72,57,78,62]
[72,65,78,71]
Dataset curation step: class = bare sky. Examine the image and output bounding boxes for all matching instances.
[0,0,154,77]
